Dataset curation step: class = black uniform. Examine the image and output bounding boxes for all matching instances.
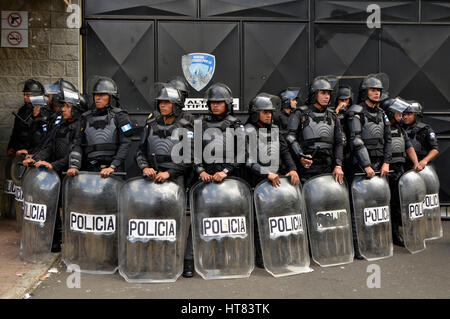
[287,104,344,183]
[8,103,33,152]
[135,113,193,180]
[388,122,413,241]
[404,122,439,168]
[272,109,291,136]
[70,105,132,171]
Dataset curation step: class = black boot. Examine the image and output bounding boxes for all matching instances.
[392,227,405,247]
[182,259,194,278]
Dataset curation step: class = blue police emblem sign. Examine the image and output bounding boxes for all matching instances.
[182,53,215,91]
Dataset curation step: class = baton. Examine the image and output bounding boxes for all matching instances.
[62,171,127,176]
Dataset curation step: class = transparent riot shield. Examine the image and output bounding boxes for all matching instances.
[62,172,123,274]
[351,176,393,260]
[418,166,442,240]
[11,156,27,232]
[20,167,60,263]
[118,177,186,283]
[190,177,254,280]
[303,174,354,267]
[254,177,311,277]
[398,170,427,254]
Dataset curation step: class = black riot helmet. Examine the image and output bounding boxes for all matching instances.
[205,83,234,115]
[307,77,333,106]
[47,78,77,108]
[60,88,88,119]
[359,75,384,103]
[168,76,189,105]
[335,85,353,105]
[279,87,300,109]
[404,100,423,119]
[248,93,280,124]
[92,76,119,100]
[23,79,45,95]
[383,97,412,122]
[154,83,184,117]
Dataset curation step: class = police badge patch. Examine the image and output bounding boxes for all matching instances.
[182,53,215,91]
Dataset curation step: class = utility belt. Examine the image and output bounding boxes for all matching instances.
[85,143,118,154]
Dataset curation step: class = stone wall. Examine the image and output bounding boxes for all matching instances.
[0,0,81,215]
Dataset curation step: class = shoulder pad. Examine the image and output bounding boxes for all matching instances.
[226,115,239,123]
[271,123,279,130]
[416,122,429,130]
[178,118,191,127]
[298,105,309,112]
[81,110,92,118]
[348,104,363,113]
[110,107,127,116]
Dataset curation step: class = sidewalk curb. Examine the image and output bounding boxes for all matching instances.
[0,253,61,299]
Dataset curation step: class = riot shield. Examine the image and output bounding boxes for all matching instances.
[11,156,26,232]
[351,176,393,260]
[190,177,254,280]
[303,174,354,267]
[62,172,123,274]
[20,167,60,263]
[398,170,427,253]
[417,166,442,240]
[254,177,311,277]
[2,156,15,219]
[118,177,186,283]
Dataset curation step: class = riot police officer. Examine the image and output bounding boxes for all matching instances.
[23,87,88,252]
[8,79,47,157]
[286,77,344,184]
[402,102,439,171]
[244,93,300,268]
[347,75,392,258]
[135,83,193,183]
[383,98,420,245]
[183,82,243,278]
[347,75,392,178]
[67,77,132,178]
[273,87,300,134]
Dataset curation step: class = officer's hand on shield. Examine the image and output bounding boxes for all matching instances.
[268,173,281,187]
[332,166,344,184]
[213,171,227,183]
[300,155,313,169]
[155,171,170,183]
[22,157,35,167]
[285,170,300,186]
[364,165,375,179]
[100,167,115,178]
[200,171,213,183]
[415,159,427,172]
[67,168,79,177]
[143,167,157,179]
[380,163,390,177]
[35,161,52,170]
[16,149,28,157]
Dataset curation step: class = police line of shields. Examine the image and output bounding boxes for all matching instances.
[118,177,186,283]
[190,177,254,280]
[20,166,60,263]
[62,172,123,274]
[254,177,311,277]
[351,175,393,260]
[303,174,354,267]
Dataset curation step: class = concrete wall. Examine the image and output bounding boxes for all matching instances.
[0,0,81,215]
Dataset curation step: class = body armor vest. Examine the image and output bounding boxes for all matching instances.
[146,121,180,170]
[84,113,118,159]
[299,108,335,155]
[361,109,385,158]
[390,125,406,164]
[406,123,428,159]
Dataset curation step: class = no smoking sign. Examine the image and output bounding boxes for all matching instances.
[1,11,28,48]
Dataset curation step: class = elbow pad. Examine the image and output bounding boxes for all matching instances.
[69,151,82,169]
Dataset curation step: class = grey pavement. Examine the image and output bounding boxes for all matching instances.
[30,221,450,299]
